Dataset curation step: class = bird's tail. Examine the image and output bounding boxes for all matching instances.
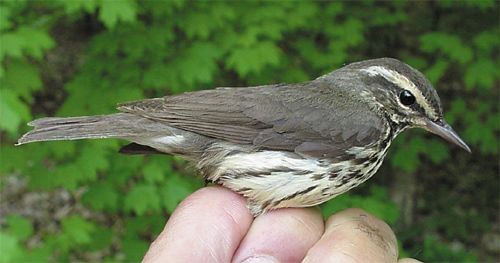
[17,113,150,145]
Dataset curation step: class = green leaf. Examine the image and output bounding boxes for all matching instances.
[445,98,467,124]
[76,143,110,177]
[325,18,364,46]
[325,2,344,17]
[0,145,30,173]
[98,0,137,29]
[144,42,223,91]
[283,2,318,29]
[160,173,197,213]
[122,237,149,262]
[124,184,161,215]
[424,140,449,164]
[463,0,495,9]
[391,145,419,173]
[294,40,338,70]
[177,3,235,39]
[59,0,98,14]
[1,59,43,100]
[21,243,52,263]
[4,215,34,241]
[473,30,500,54]
[15,27,55,59]
[464,118,497,154]
[59,73,143,115]
[404,56,428,70]
[0,89,31,134]
[82,182,119,212]
[0,232,23,262]
[83,225,113,251]
[143,158,169,183]
[369,8,407,26]
[61,216,96,244]
[425,60,449,85]
[464,60,497,90]
[107,155,144,186]
[0,33,24,61]
[46,141,77,160]
[124,215,165,237]
[0,26,54,64]
[0,4,13,31]
[421,236,478,262]
[420,33,473,64]
[143,63,178,90]
[47,164,81,190]
[227,41,282,77]
[49,143,110,190]
[176,42,224,87]
[121,216,166,260]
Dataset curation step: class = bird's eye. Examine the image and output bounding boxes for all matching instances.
[399,90,416,106]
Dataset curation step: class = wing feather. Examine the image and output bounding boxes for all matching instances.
[118,82,384,158]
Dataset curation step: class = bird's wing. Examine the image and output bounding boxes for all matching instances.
[117,82,384,158]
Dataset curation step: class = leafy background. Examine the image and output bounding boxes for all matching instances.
[0,1,498,262]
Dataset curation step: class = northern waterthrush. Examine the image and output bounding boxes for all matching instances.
[18,58,470,215]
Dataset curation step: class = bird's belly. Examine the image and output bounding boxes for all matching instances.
[134,136,388,216]
[209,149,386,215]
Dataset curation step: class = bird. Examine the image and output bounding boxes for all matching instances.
[17,58,470,216]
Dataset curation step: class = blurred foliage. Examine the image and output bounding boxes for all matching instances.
[0,0,498,262]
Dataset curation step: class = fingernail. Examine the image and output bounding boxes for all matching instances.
[240,255,278,263]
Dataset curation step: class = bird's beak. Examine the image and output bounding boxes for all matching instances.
[424,119,471,153]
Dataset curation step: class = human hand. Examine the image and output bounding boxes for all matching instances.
[143,186,421,263]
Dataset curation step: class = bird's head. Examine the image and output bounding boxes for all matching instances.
[347,58,470,152]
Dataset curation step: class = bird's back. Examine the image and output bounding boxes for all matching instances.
[119,78,387,159]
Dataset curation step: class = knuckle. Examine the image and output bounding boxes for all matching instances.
[324,208,398,260]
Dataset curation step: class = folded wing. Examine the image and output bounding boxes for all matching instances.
[118,82,384,158]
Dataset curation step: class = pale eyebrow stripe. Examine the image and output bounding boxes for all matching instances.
[360,66,438,119]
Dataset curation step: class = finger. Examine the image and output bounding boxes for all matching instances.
[232,207,324,262]
[303,208,398,263]
[143,186,253,263]
[398,259,423,263]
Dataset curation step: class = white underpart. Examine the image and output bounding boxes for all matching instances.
[132,135,185,152]
[214,152,326,204]
[152,135,185,145]
[213,151,329,191]
[215,151,326,178]
[214,146,389,214]
[360,66,438,120]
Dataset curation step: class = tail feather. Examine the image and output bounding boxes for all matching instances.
[17,113,157,145]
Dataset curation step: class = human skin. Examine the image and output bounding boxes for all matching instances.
[142,186,421,263]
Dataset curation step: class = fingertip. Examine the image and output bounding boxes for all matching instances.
[304,208,398,263]
[398,258,423,263]
[233,207,324,263]
[143,186,253,263]
[175,186,253,233]
[325,208,396,240]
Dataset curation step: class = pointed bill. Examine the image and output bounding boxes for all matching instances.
[424,119,471,153]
